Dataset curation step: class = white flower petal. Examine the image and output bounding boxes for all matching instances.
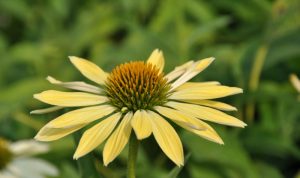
[30,106,63,114]
[165,61,194,82]
[9,140,49,156]
[47,76,102,94]
[170,57,215,90]
[9,158,58,178]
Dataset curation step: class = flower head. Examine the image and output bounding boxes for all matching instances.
[0,138,58,178]
[32,49,246,166]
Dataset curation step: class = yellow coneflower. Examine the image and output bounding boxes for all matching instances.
[32,49,246,167]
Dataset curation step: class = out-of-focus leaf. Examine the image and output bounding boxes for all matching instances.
[167,153,191,178]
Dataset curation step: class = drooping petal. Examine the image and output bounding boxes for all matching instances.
[30,106,64,114]
[173,116,224,144]
[175,81,220,91]
[131,110,152,140]
[73,113,121,159]
[156,106,223,144]
[103,112,133,166]
[69,56,108,85]
[47,76,102,94]
[34,90,108,107]
[35,124,86,141]
[155,106,206,131]
[165,61,194,82]
[181,100,237,111]
[146,49,165,73]
[45,105,115,128]
[166,101,246,127]
[170,85,243,100]
[147,111,184,166]
[171,57,215,90]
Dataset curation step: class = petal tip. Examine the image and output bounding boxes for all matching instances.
[34,135,41,141]
[33,93,40,99]
[68,56,79,63]
[46,76,57,83]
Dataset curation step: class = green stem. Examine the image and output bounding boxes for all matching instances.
[127,134,139,178]
[246,44,269,123]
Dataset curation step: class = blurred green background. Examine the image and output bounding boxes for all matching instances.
[0,0,300,177]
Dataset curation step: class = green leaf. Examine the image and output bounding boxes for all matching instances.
[167,153,191,178]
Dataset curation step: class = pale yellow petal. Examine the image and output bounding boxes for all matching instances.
[73,113,121,159]
[155,106,223,144]
[35,124,86,141]
[30,106,64,114]
[290,74,300,93]
[171,57,215,90]
[148,111,184,166]
[69,56,108,85]
[47,105,115,128]
[34,90,108,107]
[146,49,165,73]
[175,81,220,91]
[155,106,206,131]
[173,117,224,144]
[166,101,246,127]
[47,76,102,94]
[170,85,243,100]
[130,110,152,140]
[103,112,133,166]
[182,100,237,111]
[165,61,194,82]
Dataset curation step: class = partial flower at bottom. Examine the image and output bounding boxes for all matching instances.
[0,138,58,178]
[32,49,246,166]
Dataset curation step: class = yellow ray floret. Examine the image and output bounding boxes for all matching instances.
[131,110,152,140]
[148,111,184,166]
[74,113,121,159]
[103,112,133,166]
[166,102,246,127]
[146,49,165,73]
[69,56,108,85]
[46,105,115,128]
[34,90,108,107]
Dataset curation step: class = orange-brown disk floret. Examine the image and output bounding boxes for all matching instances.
[104,61,171,112]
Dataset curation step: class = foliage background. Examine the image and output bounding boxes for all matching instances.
[0,0,300,177]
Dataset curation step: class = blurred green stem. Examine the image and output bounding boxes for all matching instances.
[127,134,139,178]
[246,44,269,123]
